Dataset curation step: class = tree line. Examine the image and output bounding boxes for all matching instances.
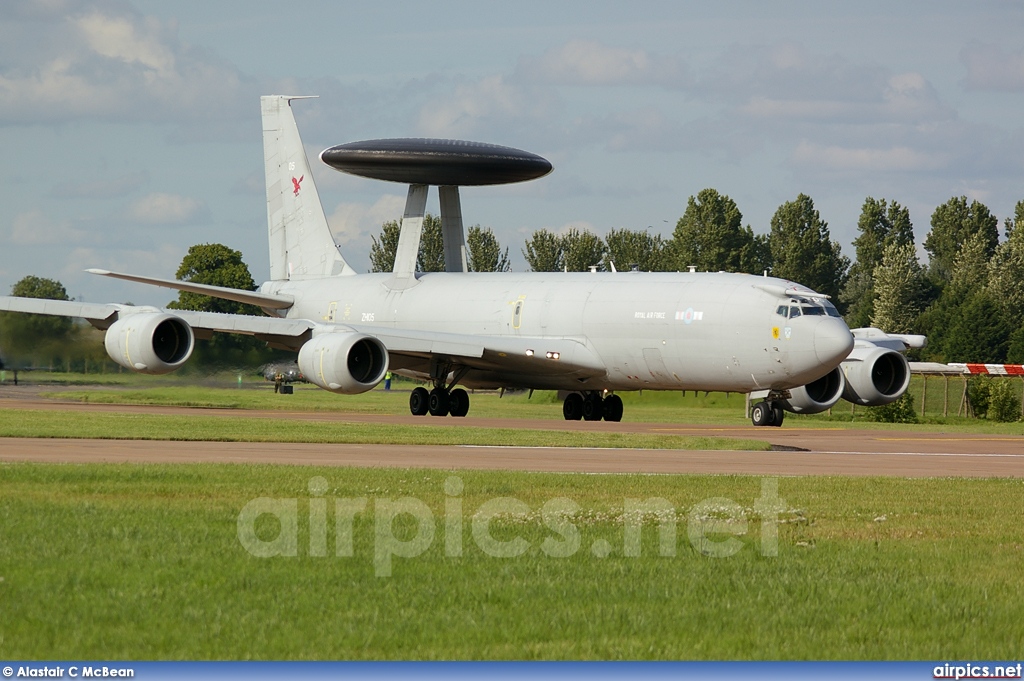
[366,189,1024,364]
[4,192,1024,367]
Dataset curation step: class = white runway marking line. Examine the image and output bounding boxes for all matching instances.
[455,445,718,452]
[811,450,1024,458]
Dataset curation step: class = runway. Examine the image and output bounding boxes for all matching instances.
[1,395,1023,477]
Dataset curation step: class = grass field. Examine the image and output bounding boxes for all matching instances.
[0,463,1021,659]
[38,379,1024,432]
[3,376,1022,660]
[0,407,768,450]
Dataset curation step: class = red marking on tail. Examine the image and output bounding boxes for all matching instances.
[292,175,304,196]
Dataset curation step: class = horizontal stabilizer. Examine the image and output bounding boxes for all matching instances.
[86,269,294,310]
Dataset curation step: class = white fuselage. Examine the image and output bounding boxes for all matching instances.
[262,271,854,393]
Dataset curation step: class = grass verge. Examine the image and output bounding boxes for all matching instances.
[0,463,1021,659]
[0,408,768,450]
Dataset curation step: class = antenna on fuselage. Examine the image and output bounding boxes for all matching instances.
[319,138,552,288]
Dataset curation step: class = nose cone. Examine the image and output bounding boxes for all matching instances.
[814,317,855,365]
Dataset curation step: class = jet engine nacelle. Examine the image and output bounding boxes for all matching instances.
[104,312,194,374]
[841,344,910,406]
[297,332,389,394]
[778,366,846,414]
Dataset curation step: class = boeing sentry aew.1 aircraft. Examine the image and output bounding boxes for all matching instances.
[0,96,924,426]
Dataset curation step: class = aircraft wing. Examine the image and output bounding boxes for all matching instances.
[0,297,314,349]
[0,297,120,324]
[85,269,294,310]
[0,296,605,380]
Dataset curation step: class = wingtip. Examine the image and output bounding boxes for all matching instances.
[85,268,111,275]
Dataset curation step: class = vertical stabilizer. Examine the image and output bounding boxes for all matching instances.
[262,95,355,280]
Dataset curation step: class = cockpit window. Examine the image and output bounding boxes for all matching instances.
[801,306,826,316]
[822,301,842,317]
[776,305,788,317]
[788,306,801,318]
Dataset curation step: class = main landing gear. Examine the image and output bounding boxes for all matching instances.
[409,362,470,417]
[562,391,623,422]
[750,400,785,427]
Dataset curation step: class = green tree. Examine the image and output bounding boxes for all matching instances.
[1007,325,1024,364]
[917,231,993,361]
[942,291,1012,363]
[416,214,445,273]
[167,244,261,315]
[165,244,273,368]
[523,229,563,272]
[467,225,511,272]
[561,229,606,272]
[841,197,914,328]
[369,220,401,273]
[871,241,926,335]
[669,189,765,274]
[604,228,667,272]
[767,194,849,302]
[0,276,74,368]
[986,200,1024,323]
[923,196,999,283]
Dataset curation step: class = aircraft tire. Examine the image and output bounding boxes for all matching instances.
[582,394,604,421]
[770,402,785,427]
[603,394,623,422]
[410,387,429,416]
[428,388,450,417]
[563,393,584,420]
[751,401,771,427]
[449,388,470,417]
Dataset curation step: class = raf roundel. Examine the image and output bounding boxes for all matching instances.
[319,138,553,186]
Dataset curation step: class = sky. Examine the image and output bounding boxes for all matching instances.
[2,0,1023,306]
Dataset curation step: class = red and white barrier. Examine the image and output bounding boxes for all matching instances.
[947,363,1024,376]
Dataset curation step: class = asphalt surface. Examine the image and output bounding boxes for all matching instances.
[1,390,1023,477]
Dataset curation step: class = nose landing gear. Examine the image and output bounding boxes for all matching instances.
[750,400,784,427]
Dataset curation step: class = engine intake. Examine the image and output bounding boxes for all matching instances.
[842,345,910,406]
[778,366,846,414]
[104,312,194,374]
[297,332,389,394]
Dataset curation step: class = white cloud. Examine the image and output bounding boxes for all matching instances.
[518,40,687,87]
[0,4,248,125]
[961,43,1024,92]
[126,193,204,224]
[326,194,405,246]
[792,141,948,172]
[416,75,556,139]
[8,209,86,245]
[52,171,148,199]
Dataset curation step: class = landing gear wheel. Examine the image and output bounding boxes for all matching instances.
[582,394,604,421]
[410,387,429,416]
[428,388,450,417]
[770,403,785,427]
[751,401,771,427]
[603,394,623,422]
[449,388,470,417]
[563,393,584,421]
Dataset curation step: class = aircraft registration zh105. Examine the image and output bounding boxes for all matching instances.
[0,96,925,426]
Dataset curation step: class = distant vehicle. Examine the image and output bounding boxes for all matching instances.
[0,96,923,426]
